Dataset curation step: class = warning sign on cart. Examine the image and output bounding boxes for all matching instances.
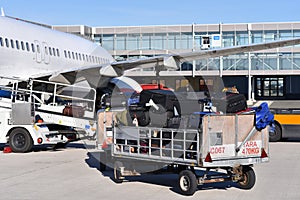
[238,141,262,156]
[209,140,262,159]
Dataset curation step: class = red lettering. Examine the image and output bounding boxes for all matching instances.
[242,147,260,155]
[245,141,258,148]
[210,146,225,154]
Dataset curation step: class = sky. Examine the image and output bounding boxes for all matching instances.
[1,0,300,27]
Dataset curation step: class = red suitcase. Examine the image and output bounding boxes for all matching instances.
[63,105,85,118]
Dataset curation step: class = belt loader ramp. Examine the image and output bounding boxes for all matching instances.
[0,77,97,152]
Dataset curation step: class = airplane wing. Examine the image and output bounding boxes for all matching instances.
[49,38,300,86]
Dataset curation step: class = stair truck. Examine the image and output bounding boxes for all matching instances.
[96,88,273,196]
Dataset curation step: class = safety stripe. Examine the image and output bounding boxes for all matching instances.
[274,114,300,125]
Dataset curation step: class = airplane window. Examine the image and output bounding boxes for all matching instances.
[64,50,67,58]
[75,53,78,60]
[36,45,40,53]
[21,41,25,50]
[31,43,35,52]
[5,38,9,48]
[56,49,60,57]
[68,51,71,58]
[72,52,75,59]
[53,48,56,56]
[0,37,3,46]
[79,53,81,61]
[26,42,30,51]
[82,54,85,61]
[10,39,14,48]
[16,40,20,50]
[89,55,91,62]
[49,47,52,56]
[45,46,48,55]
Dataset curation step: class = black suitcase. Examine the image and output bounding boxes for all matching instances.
[138,89,181,128]
[128,105,150,126]
[213,93,247,113]
[139,89,180,112]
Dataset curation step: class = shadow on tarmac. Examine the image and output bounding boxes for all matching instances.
[2,142,97,153]
[2,136,300,153]
[84,151,240,195]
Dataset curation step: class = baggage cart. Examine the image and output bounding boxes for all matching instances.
[97,103,272,195]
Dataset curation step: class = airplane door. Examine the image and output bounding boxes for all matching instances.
[34,40,42,63]
[42,42,50,64]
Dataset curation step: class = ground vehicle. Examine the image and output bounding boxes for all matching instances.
[0,77,97,152]
[269,100,300,142]
[96,99,272,195]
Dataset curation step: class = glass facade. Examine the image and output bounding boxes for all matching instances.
[92,23,300,73]
[55,22,300,73]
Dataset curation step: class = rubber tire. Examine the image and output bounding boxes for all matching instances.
[269,123,282,142]
[100,152,107,172]
[237,166,256,190]
[114,161,124,183]
[9,128,33,153]
[178,170,198,196]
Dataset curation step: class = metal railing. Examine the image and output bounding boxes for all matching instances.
[113,126,200,165]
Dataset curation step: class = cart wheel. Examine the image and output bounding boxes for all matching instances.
[9,128,33,153]
[238,166,256,190]
[114,161,124,183]
[178,170,198,196]
[269,123,282,142]
[100,152,107,172]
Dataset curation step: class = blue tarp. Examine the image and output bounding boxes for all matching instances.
[252,102,274,131]
[0,89,11,98]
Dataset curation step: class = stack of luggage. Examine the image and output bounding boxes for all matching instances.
[129,89,181,128]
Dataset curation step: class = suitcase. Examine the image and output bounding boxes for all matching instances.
[213,93,247,113]
[139,90,182,128]
[128,105,150,126]
[63,105,85,118]
[225,93,247,113]
[139,89,180,112]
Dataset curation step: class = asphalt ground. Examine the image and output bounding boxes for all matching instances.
[0,139,300,200]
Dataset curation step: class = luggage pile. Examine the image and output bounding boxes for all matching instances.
[129,89,181,128]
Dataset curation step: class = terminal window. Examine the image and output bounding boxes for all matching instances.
[256,77,284,98]
[199,79,214,92]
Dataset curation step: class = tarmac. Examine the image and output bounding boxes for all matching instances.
[0,139,300,200]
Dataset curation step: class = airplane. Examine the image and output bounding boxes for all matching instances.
[1,11,300,94]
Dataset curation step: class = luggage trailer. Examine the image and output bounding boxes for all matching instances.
[97,104,272,196]
[0,77,97,152]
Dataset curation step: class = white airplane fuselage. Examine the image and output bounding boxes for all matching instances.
[0,16,114,84]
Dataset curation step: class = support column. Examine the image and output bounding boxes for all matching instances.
[192,23,196,77]
[247,23,254,105]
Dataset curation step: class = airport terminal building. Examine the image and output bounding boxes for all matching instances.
[53,22,300,102]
